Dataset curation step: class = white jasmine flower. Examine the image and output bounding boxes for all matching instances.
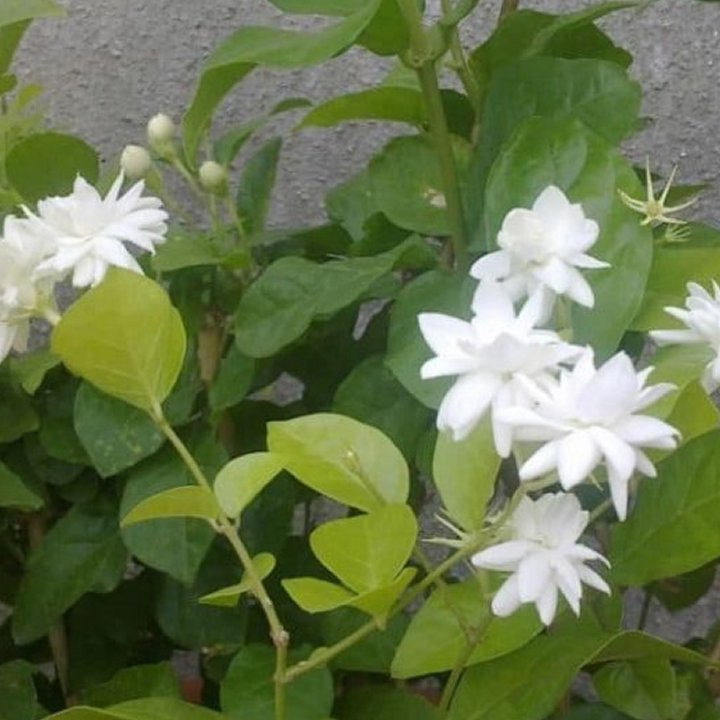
[418,282,580,453]
[147,113,176,148]
[650,282,720,392]
[0,216,58,362]
[26,174,168,288]
[472,493,610,626]
[120,145,152,180]
[199,160,228,193]
[500,349,678,520]
[470,186,608,309]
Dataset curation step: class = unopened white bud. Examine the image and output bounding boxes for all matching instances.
[120,145,152,180]
[199,160,228,193]
[147,113,176,152]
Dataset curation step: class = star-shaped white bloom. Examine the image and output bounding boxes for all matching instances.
[472,493,610,626]
[650,282,720,393]
[499,349,679,520]
[418,282,580,454]
[470,186,608,310]
[26,173,168,288]
[0,216,58,362]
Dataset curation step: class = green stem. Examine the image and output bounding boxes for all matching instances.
[497,0,519,22]
[397,0,469,271]
[438,629,483,716]
[589,498,613,524]
[441,0,482,112]
[637,589,653,631]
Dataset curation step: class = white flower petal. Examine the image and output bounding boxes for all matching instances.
[472,540,536,571]
[491,575,523,618]
[557,430,602,488]
[535,583,559,626]
[517,552,553,602]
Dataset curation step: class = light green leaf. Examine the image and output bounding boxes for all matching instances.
[78,662,179,708]
[10,349,60,394]
[213,452,284,518]
[199,552,276,607]
[482,116,652,357]
[345,567,416,618]
[369,135,471,236]
[74,383,164,478]
[663,380,719,449]
[236,137,282,239]
[221,645,333,720]
[391,579,542,679]
[12,495,128,645]
[433,420,499,532]
[594,658,676,720]
[311,504,417,592]
[610,430,720,585]
[267,413,409,511]
[282,577,356,612]
[45,698,226,720]
[121,486,221,526]
[6,132,98,203]
[385,270,475,408]
[52,269,187,416]
[0,461,43,510]
[0,0,64,27]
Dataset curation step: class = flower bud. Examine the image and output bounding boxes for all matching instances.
[120,145,152,180]
[199,160,228,193]
[147,113,176,155]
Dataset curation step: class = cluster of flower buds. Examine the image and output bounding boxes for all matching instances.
[419,185,681,625]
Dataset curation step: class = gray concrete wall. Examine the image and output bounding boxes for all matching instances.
[14,0,720,227]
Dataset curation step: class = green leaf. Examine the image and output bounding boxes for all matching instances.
[121,486,221,526]
[10,350,60,394]
[236,137,282,239]
[221,644,333,720]
[335,686,439,720]
[594,658,676,720]
[663,380,719,449]
[234,239,428,358]
[151,232,233,272]
[0,0,64,27]
[213,451,284,518]
[12,494,128,645]
[6,132,98,203]
[385,269,475,408]
[183,0,379,161]
[311,504,417,592]
[120,436,224,584]
[267,413,409,511]
[0,371,38,442]
[0,660,43,720]
[369,134,471,236]
[282,577,356,612]
[433,420,499,532]
[199,552,276,607]
[448,630,706,720]
[333,355,432,460]
[74,383,164,477]
[52,269,187,416]
[0,461,43,510]
[46,698,226,720]
[78,662,179,707]
[482,116,652,357]
[632,243,720,330]
[653,562,717,612]
[610,430,720,585]
[391,579,543,679]
[208,343,255,412]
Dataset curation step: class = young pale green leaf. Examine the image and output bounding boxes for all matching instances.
[121,486,221,527]
[234,239,429,358]
[199,552,276,607]
[12,495,128,645]
[45,698,227,719]
[74,383,164,478]
[282,577,357,613]
[213,452,284,518]
[368,135,471,236]
[386,269,476,408]
[344,567,416,618]
[0,660,43,720]
[6,132,98,203]
[482,116,652,357]
[0,0,64,28]
[267,413,409,511]
[0,461,43,510]
[311,504,417,592]
[610,430,720,586]
[433,420,499,532]
[236,137,282,239]
[594,658,676,720]
[78,662,179,708]
[334,686,439,720]
[221,644,333,720]
[391,579,542,679]
[52,269,187,416]
[448,630,706,720]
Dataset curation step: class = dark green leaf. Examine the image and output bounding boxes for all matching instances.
[335,686,439,720]
[236,137,282,239]
[0,371,38,442]
[13,494,128,645]
[208,343,255,412]
[0,660,43,720]
[10,349,60,395]
[78,663,179,707]
[0,460,43,510]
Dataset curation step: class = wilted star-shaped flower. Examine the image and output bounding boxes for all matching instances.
[472,493,610,626]
[470,185,608,309]
[26,173,168,288]
[0,216,58,362]
[500,349,679,520]
[651,281,720,393]
[418,282,579,454]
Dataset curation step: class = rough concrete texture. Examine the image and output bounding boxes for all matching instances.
[13,1,720,643]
